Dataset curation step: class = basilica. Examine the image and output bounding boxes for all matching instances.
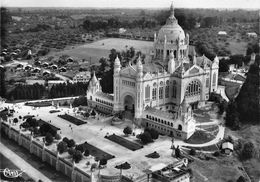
[87,4,219,139]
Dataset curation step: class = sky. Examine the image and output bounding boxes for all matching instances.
[1,0,259,9]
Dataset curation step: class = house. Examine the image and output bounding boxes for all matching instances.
[218,31,227,36]
[73,71,91,83]
[147,158,192,182]
[43,70,51,76]
[59,67,67,72]
[51,64,58,70]
[119,28,127,34]
[222,142,234,155]
[42,62,49,67]
[246,32,257,38]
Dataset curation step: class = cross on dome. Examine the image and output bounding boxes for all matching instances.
[166,2,178,25]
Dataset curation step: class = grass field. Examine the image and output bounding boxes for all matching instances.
[48,38,153,63]
[190,155,245,182]
[225,85,240,100]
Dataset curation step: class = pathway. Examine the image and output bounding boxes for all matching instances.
[0,142,52,182]
[175,125,225,148]
[217,85,229,102]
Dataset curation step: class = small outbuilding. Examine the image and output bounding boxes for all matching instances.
[222,142,234,155]
[247,32,257,38]
[218,31,227,36]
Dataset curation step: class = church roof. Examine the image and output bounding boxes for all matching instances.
[174,63,190,74]
[143,62,164,73]
[157,3,185,44]
[196,55,212,68]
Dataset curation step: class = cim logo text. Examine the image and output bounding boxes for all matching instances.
[0,168,24,178]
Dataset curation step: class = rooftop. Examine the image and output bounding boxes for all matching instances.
[95,91,114,101]
[145,107,178,120]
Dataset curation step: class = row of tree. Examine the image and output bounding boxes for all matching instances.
[49,82,88,98]
[225,54,259,129]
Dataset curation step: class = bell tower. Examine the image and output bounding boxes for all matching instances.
[113,55,121,112]
[135,56,144,118]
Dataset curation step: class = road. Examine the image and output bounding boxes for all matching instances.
[0,142,52,182]
[217,85,229,102]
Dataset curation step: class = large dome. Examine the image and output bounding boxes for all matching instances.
[157,5,185,44]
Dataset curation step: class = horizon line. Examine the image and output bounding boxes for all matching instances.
[2,6,259,11]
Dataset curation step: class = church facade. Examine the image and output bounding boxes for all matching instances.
[87,4,219,139]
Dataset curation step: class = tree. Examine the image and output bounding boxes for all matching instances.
[72,96,88,107]
[225,101,240,130]
[68,148,76,156]
[13,118,18,124]
[73,150,83,163]
[241,142,255,160]
[84,149,90,157]
[0,66,6,98]
[57,141,68,154]
[62,137,69,144]
[55,133,61,140]
[219,59,229,72]
[75,144,85,153]
[99,158,107,166]
[237,176,246,182]
[218,100,228,115]
[148,128,159,140]
[189,148,196,156]
[175,146,181,158]
[45,132,54,145]
[123,126,132,136]
[90,110,96,117]
[67,139,76,148]
[91,163,97,172]
[139,131,153,144]
[213,151,220,157]
[39,123,56,136]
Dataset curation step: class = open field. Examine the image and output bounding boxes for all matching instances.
[48,38,153,63]
[190,155,245,182]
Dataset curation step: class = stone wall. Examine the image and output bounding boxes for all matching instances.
[0,120,133,182]
[0,121,90,182]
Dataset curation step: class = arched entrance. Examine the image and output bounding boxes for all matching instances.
[124,95,135,113]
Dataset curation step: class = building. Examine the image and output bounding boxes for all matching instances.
[246,32,257,38]
[149,158,192,182]
[218,31,227,36]
[222,142,233,155]
[73,71,91,83]
[86,4,219,139]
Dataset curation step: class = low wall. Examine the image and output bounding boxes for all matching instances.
[0,120,133,182]
[0,121,90,182]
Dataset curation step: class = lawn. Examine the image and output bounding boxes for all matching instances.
[105,134,143,151]
[225,85,240,100]
[190,155,245,181]
[185,129,218,144]
[25,101,52,107]
[48,38,153,63]
[183,144,219,152]
[58,114,86,125]
[37,119,61,132]
[81,142,115,161]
